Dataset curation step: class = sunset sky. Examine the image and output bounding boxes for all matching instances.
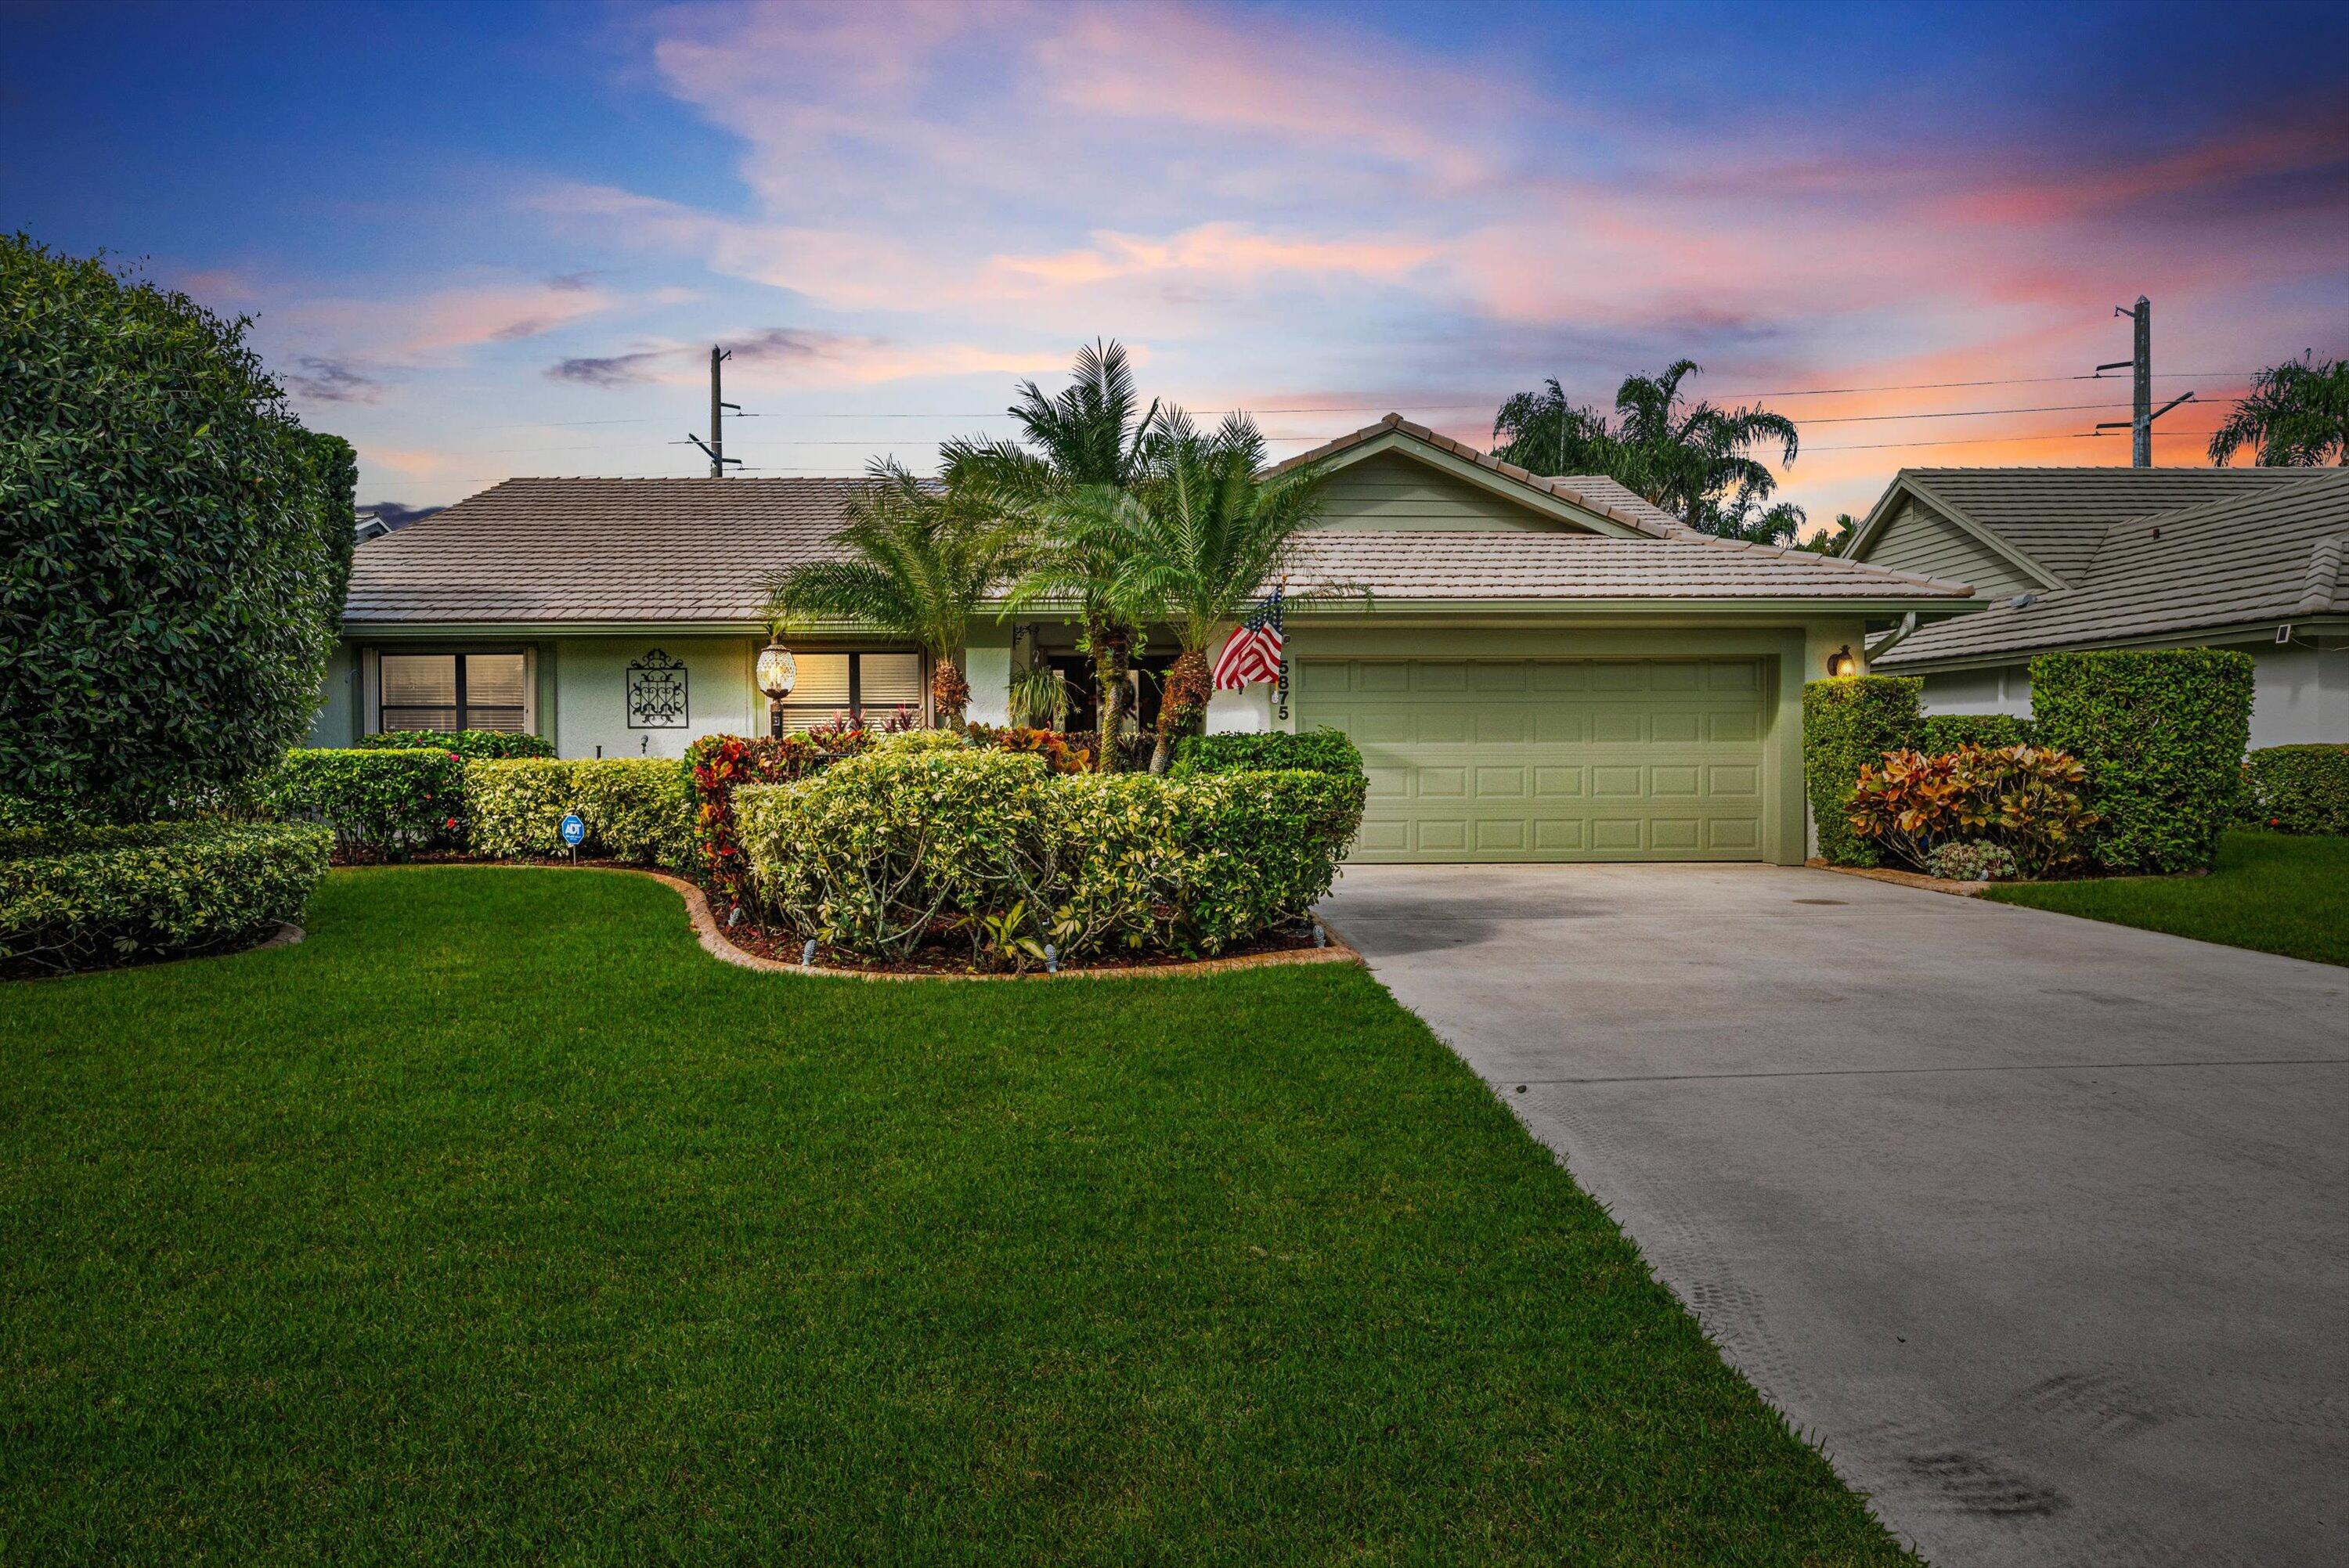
[9,0,2347,533]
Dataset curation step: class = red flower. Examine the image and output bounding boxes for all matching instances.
[446,816,460,830]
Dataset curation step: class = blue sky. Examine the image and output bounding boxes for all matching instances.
[8,0,2347,527]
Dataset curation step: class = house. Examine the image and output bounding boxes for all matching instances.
[1841,467,2349,746]
[315,415,1978,863]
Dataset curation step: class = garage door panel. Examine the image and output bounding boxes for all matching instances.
[1297,658,1768,863]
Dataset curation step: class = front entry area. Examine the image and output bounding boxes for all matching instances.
[1294,658,1769,863]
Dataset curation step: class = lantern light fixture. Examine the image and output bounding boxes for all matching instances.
[756,636,798,736]
[1824,644,1858,679]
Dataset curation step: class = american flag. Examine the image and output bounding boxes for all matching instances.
[1211,590,1284,691]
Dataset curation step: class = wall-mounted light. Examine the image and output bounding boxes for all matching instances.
[1824,644,1858,678]
[756,636,798,737]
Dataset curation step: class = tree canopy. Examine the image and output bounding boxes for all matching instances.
[1,234,348,820]
[2208,355,2349,467]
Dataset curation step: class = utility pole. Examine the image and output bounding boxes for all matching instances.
[2095,297,2192,467]
[687,345,743,477]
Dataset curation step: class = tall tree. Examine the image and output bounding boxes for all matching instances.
[763,460,1025,729]
[2208,355,2349,467]
[1491,361,1801,539]
[1059,411,1339,773]
[943,340,1159,770]
[1797,513,1858,556]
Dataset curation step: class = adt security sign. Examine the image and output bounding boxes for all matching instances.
[560,813,586,861]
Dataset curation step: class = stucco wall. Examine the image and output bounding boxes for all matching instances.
[305,641,360,748]
[547,636,760,759]
[1917,643,2349,747]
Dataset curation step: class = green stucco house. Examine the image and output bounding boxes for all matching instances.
[315,416,1979,863]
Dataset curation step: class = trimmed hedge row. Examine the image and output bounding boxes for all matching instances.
[1173,727,1366,782]
[2,820,330,973]
[466,758,695,867]
[357,729,556,759]
[268,747,467,860]
[2241,744,2349,835]
[2031,649,2253,874]
[738,748,1366,965]
[1802,676,1921,867]
[1917,712,2032,752]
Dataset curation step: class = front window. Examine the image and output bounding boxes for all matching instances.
[774,651,923,732]
[379,651,529,734]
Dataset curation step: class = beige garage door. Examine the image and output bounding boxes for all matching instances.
[1294,658,1769,862]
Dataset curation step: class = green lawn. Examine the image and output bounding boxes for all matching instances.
[1986,830,2349,967]
[0,867,1911,1566]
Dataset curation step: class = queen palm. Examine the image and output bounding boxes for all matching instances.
[2208,355,2349,467]
[1057,411,1338,773]
[944,340,1158,770]
[763,459,1025,729]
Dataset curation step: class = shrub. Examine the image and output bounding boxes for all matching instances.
[684,730,871,901]
[1802,676,1922,866]
[2,235,342,820]
[2,819,330,973]
[737,749,1365,966]
[358,729,555,759]
[965,725,1094,774]
[1918,712,2032,753]
[464,759,576,859]
[872,727,972,755]
[1172,727,1366,783]
[1847,744,2097,878]
[1927,841,2021,882]
[2030,649,2254,873]
[570,759,695,869]
[265,747,467,860]
[2241,745,2349,836]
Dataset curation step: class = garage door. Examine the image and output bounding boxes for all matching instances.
[1294,658,1768,862]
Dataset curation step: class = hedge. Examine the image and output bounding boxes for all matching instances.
[2,819,330,973]
[465,757,695,868]
[737,748,1366,965]
[1172,727,1366,783]
[358,729,554,759]
[2030,649,2254,873]
[265,747,467,860]
[2241,744,2349,836]
[1917,712,2032,753]
[1801,676,1921,867]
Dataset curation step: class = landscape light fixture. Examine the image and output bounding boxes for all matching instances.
[756,636,798,737]
[1825,644,1858,679]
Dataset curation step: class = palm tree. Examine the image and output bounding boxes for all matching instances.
[1491,361,1800,538]
[1797,513,1858,555]
[2209,355,2349,467]
[1063,410,1340,772]
[944,340,1159,770]
[763,459,1026,729]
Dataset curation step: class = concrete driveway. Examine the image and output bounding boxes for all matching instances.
[1322,863,2349,1567]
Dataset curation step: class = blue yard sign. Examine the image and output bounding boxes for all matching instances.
[560,813,586,848]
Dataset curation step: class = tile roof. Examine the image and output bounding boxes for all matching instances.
[1874,469,2349,666]
[346,443,1976,627]
[1289,531,1976,600]
[1270,413,1710,539]
[1889,466,2319,586]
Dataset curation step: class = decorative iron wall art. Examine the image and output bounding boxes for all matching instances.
[626,649,689,728]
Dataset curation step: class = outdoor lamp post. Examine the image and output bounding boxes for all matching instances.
[1824,644,1858,679]
[756,636,797,737]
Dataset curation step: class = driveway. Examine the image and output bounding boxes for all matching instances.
[1322,863,2349,1567]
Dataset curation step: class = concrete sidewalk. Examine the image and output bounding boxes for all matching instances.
[1322,863,2349,1567]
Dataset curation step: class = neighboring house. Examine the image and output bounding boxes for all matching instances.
[1842,467,2349,747]
[316,415,1976,863]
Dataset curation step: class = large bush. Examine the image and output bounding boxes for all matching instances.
[2241,744,2349,835]
[1172,727,1366,782]
[1,235,345,820]
[464,757,695,868]
[266,747,467,860]
[685,729,871,901]
[2030,650,2254,873]
[358,729,555,759]
[738,749,1365,966]
[1801,676,1921,866]
[1846,744,2098,878]
[2,819,329,973]
[464,759,577,860]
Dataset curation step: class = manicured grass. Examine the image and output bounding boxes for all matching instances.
[1985,830,2349,968]
[0,867,1912,1565]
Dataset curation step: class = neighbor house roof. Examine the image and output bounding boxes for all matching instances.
[1852,466,2322,588]
[345,427,1978,628]
[1864,468,2349,669]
